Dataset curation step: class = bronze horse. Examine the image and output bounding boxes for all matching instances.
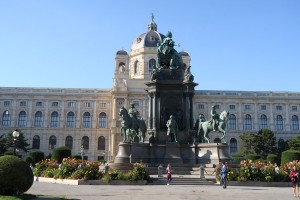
[119,107,147,143]
[197,110,229,143]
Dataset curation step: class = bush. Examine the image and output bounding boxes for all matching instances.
[25,156,34,165]
[4,151,14,155]
[0,155,34,195]
[281,150,300,166]
[267,154,279,164]
[245,154,261,161]
[72,154,82,160]
[27,150,45,164]
[51,146,71,163]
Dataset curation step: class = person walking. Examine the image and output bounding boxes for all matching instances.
[166,163,172,186]
[221,162,228,189]
[290,165,299,197]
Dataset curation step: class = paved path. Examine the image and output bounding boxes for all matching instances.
[26,181,296,200]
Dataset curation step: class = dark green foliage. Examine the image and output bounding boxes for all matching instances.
[0,135,7,155]
[51,146,71,163]
[288,137,300,150]
[245,154,261,161]
[5,130,30,153]
[281,150,300,166]
[231,152,245,164]
[25,156,34,165]
[267,154,279,164]
[0,155,33,195]
[27,151,44,164]
[72,154,82,160]
[239,129,276,159]
[4,151,13,155]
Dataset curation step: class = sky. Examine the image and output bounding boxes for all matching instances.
[0,0,299,92]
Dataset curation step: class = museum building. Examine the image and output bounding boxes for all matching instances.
[1,17,300,161]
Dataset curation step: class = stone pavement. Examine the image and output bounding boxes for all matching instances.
[26,181,296,200]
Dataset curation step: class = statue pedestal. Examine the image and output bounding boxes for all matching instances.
[196,143,231,165]
[164,143,183,164]
[114,142,131,163]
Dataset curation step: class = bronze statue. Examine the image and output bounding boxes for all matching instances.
[166,115,179,142]
[183,65,194,82]
[209,105,219,131]
[157,31,183,70]
[119,106,147,143]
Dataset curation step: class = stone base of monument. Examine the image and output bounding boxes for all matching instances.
[114,142,231,165]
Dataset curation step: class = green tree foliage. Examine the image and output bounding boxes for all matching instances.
[0,135,7,155]
[51,146,71,163]
[5,130,30,153]
[277,138,289,154]
[238,129,277,159]
[288,136,300,150]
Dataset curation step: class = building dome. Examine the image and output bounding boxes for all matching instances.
[116,49,128,55]
[179,51,190,57]
[131,14,166,50]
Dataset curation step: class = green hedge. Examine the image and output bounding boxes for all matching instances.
[267,154,279,164]
[27,150,45,164]
[281,150,300,166]
[0,155,34,195]
[245,154,261,161]
[51,146,71,163]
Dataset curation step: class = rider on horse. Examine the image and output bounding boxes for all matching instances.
[210,105,219,131]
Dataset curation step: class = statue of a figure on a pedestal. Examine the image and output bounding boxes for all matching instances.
[166,115,179,143]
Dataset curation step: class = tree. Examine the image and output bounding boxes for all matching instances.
[238,129,277,159]
[0,135,7,155]
[288,136,300,150]
[5,130,30,153]
[254,129,276,159]
[277,138,289,154]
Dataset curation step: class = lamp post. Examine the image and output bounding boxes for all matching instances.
[80,145,84,160]
[12,130,20,156]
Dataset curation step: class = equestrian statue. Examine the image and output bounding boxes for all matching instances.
[119,103,147,143]
[195,106,229,143]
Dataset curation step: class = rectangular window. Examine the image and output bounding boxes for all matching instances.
[68,102,75,108]
[198,104,204,109]
[36,102,43,107]
[99,103,106,108]
[52,102,59,107]
[4,101,10,107]
[20,101,27,106]
[276,106,282,110]
[132,101,140,107]
[229,105,235,110]
[245,105,251,110]
[84,102,91,108]
[292,106,298,111]
[261,105,267,110]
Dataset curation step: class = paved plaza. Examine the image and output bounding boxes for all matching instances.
[26,181,296,200]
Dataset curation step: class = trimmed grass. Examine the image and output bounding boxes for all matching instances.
[0,194,68,200]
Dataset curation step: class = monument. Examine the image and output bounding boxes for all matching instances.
[114,31,231,165]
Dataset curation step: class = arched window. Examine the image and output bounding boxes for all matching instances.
[18,111,27,127]
[49,135,56,150]
[119,62,125,73]
[259,114,268,129]
[134,60,139,74]
[32,135,40,149]
[230,138,237,153]
[214,138,221,143]
[83,112,91,128]
[98,136,105,150]
[65,136,73,149]
[2,111,11,126]
[50,111,59,127]
[99,112,107,128]
[275,115,284,130]
[292,115,299,130]
[228,114,236,130]
[148,59,156,74]
[243,114,252,130]
[34,111,43,127]
[67,112,75,128]
[82,136,89,150]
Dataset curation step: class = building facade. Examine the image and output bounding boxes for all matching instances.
[1,17,300,161]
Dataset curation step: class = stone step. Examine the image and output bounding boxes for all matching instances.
[149,177,215,185]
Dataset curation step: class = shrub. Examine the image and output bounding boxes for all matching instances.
[267,154,279,164]
[27,150,45,164]
[51,146,71,163]
[0,155,34,195]
[72,154,82,160]
[25,156,34,165]
[281,150,300,166]
[245,154,261,161]
[4,151,13,155]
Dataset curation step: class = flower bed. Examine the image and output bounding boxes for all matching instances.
[33,158,150,184]
[216,160,300,182]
